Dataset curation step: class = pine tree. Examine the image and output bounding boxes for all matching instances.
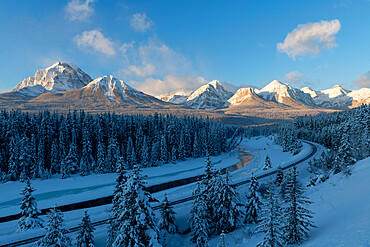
[29,134,38,178]
[17,179,43,231]
[112,165,160,247]
[171,146,177,164]
[8,135,20,181]
[19,135,31,181]
[245,175,262,224]
[203,151,215,182]
[106,135,118,172]
[60,141,78,179]
[80,130,94,176]
[50,138,60,175]
[263,155,272,170]
[217,231,227,247]
[107,157,128,246]
[95,138,106,174]
[283,167,315,245]
[178,132,186,161]
[212,171,244,233]
[142,136,150,167]
[334,124,356,174]
[158,194,177,234]
[275,166,284,186]
[37,207,72,247]
[256,182,284,247]
[76,211,95,247]
[193,133,200,158]
[190,181,209,247]
[160,134,168,164]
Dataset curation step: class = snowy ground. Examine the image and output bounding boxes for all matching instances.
[204,157,370,247]
[0,136,325,246]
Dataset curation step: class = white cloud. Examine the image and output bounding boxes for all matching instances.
[129,75,207,96]
[65,0,94,22]
[120,41,135,54]
[285,71,304,84]
[277,19,341,59]
[354,71,370,88]
[128,64,156,77]
[74,30,116,56]
[117,39,191,80]
[130,13,153,32]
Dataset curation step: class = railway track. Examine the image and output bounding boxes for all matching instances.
[0,141,318,247]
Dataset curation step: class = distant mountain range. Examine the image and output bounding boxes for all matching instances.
[1,62,369,125]
[159,79,370,110]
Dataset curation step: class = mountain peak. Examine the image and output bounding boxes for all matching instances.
[86,75,135,100]
[185,80,233,109]
[14,62,92,95]
[260,80,288,92]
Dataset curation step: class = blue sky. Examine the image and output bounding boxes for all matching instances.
[0,0,369,94]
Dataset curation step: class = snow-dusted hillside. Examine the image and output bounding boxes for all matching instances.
[13,62,92,96]
[185,80,234,109]
[208,157,370,247]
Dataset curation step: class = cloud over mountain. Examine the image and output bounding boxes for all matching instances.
[74,29,116,56]
[278,19,341,59]
[354,71,370,88]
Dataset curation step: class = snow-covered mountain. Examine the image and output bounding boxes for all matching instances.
[228,88,261,105]
[13,62,92,96]
[256,80,316,107]
[185,80,234,109]
[157,90,191,105]
[301,85,370,109]
[78,75,165,104]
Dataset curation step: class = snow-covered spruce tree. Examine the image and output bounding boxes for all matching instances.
[217,231,227,247]
[158,194,177,234]
[160,134,169,164]
[107,157,128,246]
[106,134,119,172]
[283,167,315,245]
[190,181,210,247]
[212,171,244,234]
[95,137,106,174]
[142,136,150,167]
[171,146,177,164]
[8,135,20,181]
[244,174,262,224]
[17,179,43,231]
[193,133,200,158]
[275,166,283,187]
[50,138,60,175]
[333,123,356,174]
[76,211,95,247]
[112,165,160,247]
[202,151,217,226]
[60,137,79,179]
[256,182,284,247]
[263,155,272,170]
[80,128,94,176]
[19,134,31,181]
[37,207,71,247]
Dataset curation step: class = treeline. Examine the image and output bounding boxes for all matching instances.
[278,104,369,183]
[0,110,238,182]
